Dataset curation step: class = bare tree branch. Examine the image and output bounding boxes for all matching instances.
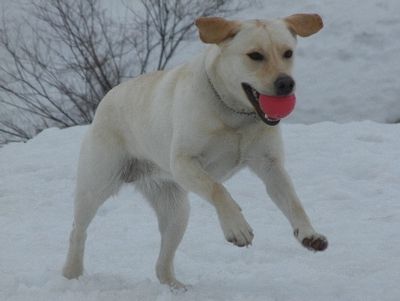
[0,0,250,145]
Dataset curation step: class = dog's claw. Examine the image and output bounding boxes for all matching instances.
[226,230,253,247]
[302,235,328,251]
[219,205,254,248]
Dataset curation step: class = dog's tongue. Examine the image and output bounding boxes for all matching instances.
[258,94,296,120]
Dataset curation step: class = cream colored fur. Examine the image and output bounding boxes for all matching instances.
[63,14,327,290]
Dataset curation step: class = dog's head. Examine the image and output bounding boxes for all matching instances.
[195,14,323,123]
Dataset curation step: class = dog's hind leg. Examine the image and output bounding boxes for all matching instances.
[137,179,190,290]
[63,130,125,279]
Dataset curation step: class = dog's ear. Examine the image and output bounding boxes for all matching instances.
[284,14,323,37]
[195,17,240,44]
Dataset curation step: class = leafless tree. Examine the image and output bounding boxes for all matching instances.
[0,0,249,145]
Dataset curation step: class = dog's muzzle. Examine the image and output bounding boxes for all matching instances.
[242,81,296,126]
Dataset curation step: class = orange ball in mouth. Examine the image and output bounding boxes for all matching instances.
[259,94,296,121]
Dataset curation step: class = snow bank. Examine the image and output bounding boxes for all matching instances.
[1,122,399,301]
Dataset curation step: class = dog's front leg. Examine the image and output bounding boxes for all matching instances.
[249,159,328,251]
[172,155,254,247]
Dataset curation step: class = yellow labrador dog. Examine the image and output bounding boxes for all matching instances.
[63,14,327,289]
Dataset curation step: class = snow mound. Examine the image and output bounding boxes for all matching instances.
[1,122,400,301]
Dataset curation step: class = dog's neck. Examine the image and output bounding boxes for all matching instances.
[202,49,258,127]
[204,69,257,119]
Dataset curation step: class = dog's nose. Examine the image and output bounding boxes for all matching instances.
[274,75,295,96]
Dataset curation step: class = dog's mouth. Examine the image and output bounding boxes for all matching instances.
[242,83,296,126]
[241,83,280,126]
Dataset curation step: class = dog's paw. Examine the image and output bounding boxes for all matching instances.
[157,265,188,292]
[170,283,192,295]
[219,208,254,247]
[294,228,328,252]
[159,276,189,293]
[62,264,83,279]
[168,280,190,293]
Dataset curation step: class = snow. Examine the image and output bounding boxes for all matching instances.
[1,122,400,301]
[2,0,400,300]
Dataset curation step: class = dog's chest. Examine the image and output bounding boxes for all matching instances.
[198,130,247,180]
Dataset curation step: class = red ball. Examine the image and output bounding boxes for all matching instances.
[259,94,296,120]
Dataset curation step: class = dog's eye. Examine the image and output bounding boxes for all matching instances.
[247,52,264,61]
[283,50,293,59]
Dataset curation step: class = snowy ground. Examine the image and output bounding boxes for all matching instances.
[1,122,400,301]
